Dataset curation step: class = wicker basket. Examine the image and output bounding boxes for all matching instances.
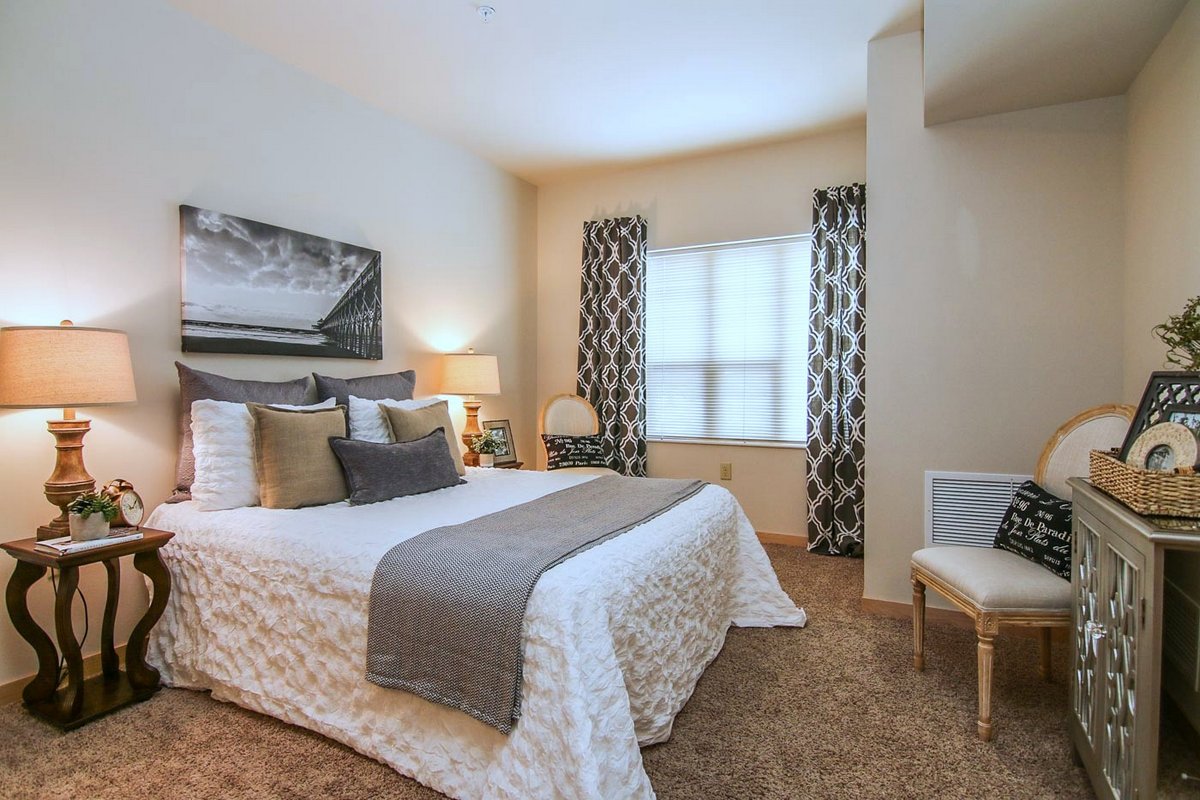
[1088,450,1200,518]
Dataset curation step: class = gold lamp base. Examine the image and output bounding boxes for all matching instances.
[36,413,96,541]
[461,399,482,468]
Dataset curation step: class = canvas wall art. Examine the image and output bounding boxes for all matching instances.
[180,205,383,359]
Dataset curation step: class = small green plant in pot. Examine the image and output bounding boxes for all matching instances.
[471,430,502,468]
[1154,296,1200,371]
[67,491,119,542]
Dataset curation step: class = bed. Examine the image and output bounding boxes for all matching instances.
[146,466,806,800]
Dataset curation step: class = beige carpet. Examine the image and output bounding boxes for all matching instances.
[2,546,1196,799]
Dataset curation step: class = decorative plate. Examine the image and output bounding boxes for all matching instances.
[1126,422,1199,472]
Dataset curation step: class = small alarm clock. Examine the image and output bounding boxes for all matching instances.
[102,479,145,528]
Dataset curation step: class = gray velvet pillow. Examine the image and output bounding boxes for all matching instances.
[313,370,416,407]
[330,429,464,505]
[172,362,314,501]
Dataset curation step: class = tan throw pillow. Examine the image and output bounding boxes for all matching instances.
[249,404,349,509]
[380,400,465,476]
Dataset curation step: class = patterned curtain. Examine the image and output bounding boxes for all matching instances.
[807,184,867,557]
[576,216,648,477]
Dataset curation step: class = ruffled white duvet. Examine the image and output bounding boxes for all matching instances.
[146,468,806,800]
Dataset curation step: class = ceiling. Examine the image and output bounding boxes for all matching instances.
[924,0,1188,126]
[169,1,1187,183]
[168,0,921,184]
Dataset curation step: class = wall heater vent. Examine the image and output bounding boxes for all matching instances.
[1164,577,1200,692]
[924,471,1032,548]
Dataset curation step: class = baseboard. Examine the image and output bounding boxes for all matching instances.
[757,531,807,547]
[0,643,128,707]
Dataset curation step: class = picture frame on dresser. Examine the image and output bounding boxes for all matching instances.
[482,419,517,466]
[1166,404,1200,436]
[1118,371,1200,461]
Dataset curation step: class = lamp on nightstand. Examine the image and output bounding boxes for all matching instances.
[0,321,137,540]
[441,348,500,467]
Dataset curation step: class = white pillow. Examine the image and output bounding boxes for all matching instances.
[347,394,442,442]
[190,397,337,511]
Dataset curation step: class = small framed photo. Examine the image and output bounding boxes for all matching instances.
[1119,371,1200,460]
[482,419,517,466]
[1166,405,1200,437]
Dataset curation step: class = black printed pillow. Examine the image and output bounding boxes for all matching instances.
[542,434,610,471]
[992,480,1073,580]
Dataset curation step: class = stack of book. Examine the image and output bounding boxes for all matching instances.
[34,530,143,555]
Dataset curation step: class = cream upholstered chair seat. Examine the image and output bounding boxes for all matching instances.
[910,547,1073,613]
[537,393,618,474]
[910,403,1134,742]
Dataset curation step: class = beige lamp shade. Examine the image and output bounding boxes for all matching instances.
[0,323,137,408]
[441,350,500,395]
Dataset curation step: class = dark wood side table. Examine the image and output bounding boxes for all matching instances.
[2,528,174,729]
[494,461,524,470]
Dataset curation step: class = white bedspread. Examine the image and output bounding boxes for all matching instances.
[146,468,806,800]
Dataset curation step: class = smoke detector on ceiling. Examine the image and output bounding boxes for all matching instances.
[478,5,496,23]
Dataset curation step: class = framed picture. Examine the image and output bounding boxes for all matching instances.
[180,205,382,359]
[482,419,517,465]
[1119,371,1200,460]
[1166,404,1200,437]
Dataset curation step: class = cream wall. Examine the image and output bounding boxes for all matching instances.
[1124,0,1200,396]
[864,32,1127,605]
[1123,0,1200,732]
[536,130,867,536]
[0,0,537,687]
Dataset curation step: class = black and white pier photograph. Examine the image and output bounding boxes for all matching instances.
[180,205,383,359]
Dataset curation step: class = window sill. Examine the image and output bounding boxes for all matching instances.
[647,437,807,451]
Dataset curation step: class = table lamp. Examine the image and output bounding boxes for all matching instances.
[441,348,500,467]
[0,320,137,540]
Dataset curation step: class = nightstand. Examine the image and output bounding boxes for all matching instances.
[494,461,524,470]
[2,528,174,729]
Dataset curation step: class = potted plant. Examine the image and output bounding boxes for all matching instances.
[67,491,119,541]
[1154,295,1200,370]
[471,430,502,468]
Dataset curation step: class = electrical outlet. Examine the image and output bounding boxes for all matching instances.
[719,462,732,481]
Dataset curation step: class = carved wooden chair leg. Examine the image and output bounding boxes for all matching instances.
[976,614,998,742]
[911,573,926,671]
[1039,627,1052,681]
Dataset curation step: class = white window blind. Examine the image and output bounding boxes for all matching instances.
[645,235,810,445]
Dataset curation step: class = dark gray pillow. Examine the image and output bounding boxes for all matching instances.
[330,428,463,505]
[313,370,416,407]
[171,362,314,502]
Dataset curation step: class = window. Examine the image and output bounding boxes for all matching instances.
[645,235,810,446]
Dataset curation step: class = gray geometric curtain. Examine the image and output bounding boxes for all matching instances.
[577,216,648,477]
[806,184,867,557]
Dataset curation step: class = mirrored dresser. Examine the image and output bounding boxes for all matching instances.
[1068,478,1200,800]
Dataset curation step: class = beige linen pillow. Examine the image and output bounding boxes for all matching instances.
[380,400,465,476]
[249,404,350,509]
